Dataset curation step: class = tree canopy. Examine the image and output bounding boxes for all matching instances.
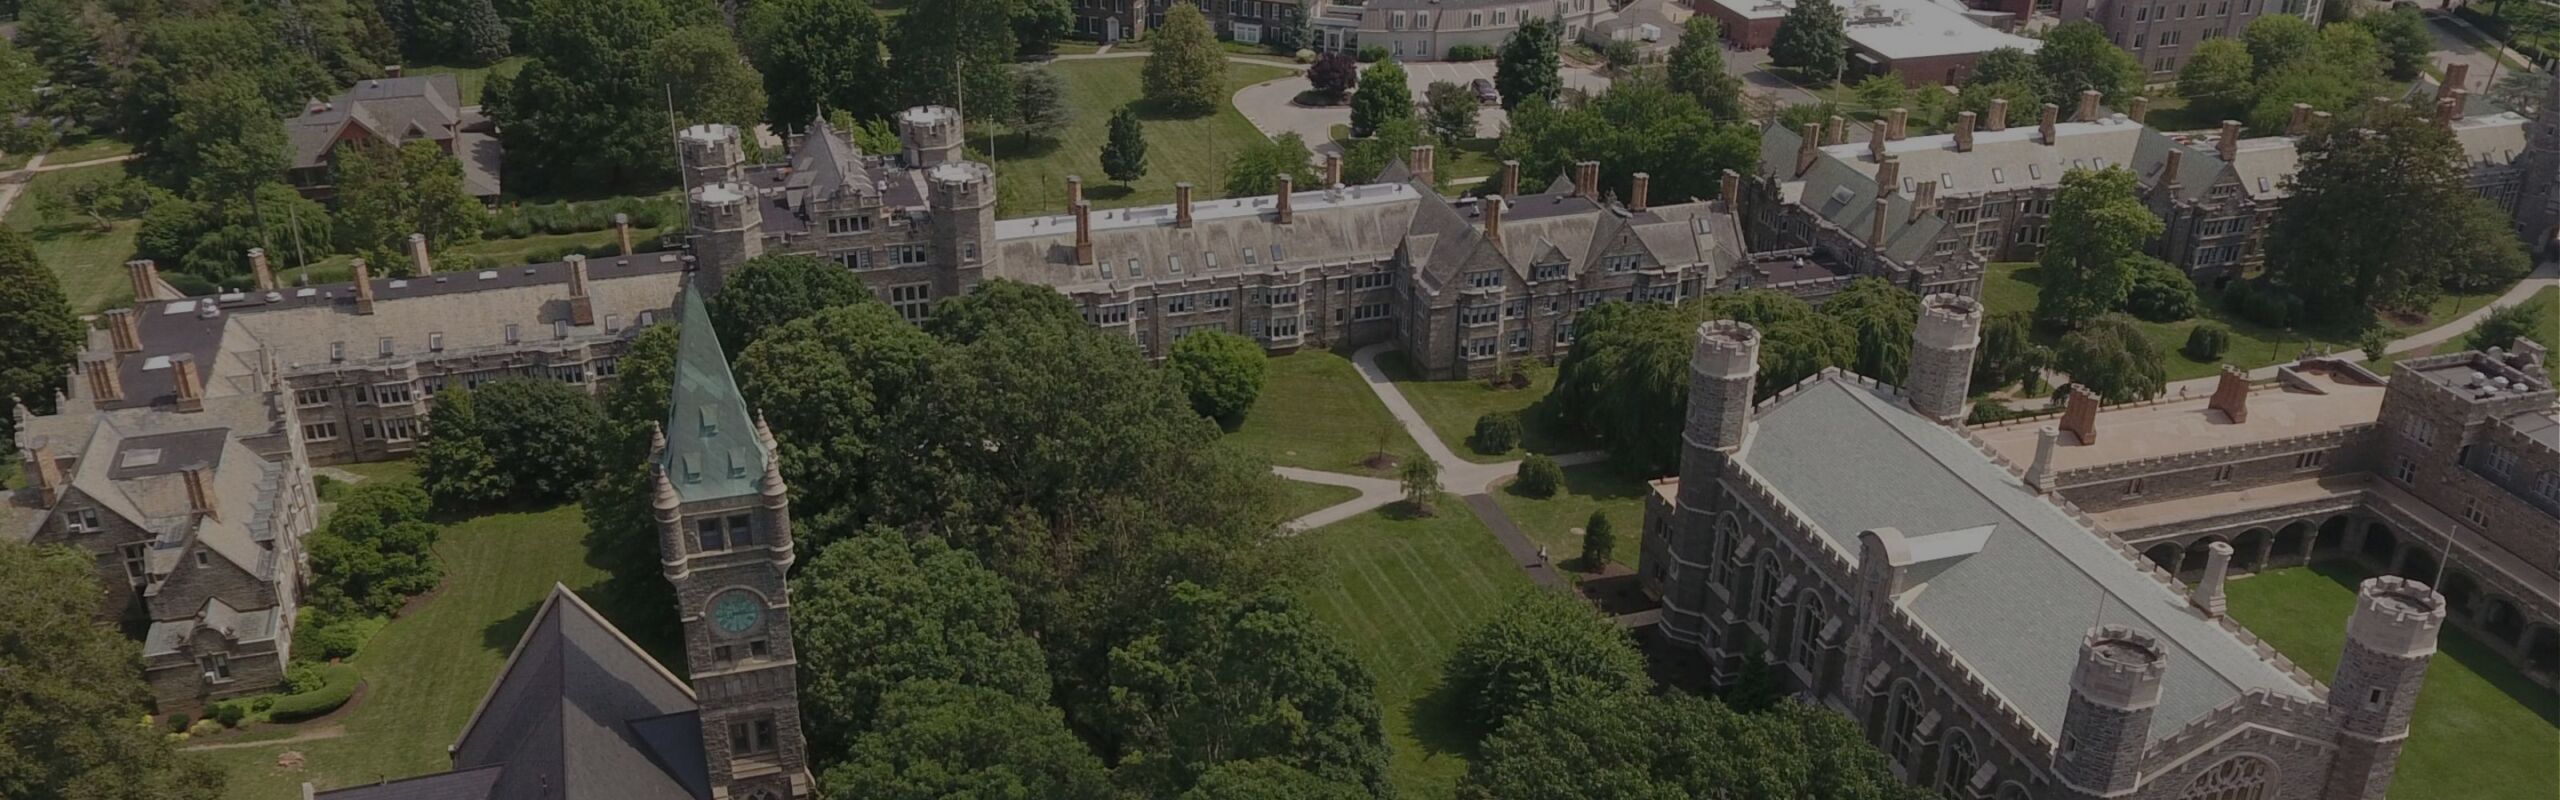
[0,227,80,442]
[1103,104,1151,183]
[2035,21,2143,106]
[1494,80,1758,205]
[1166,329,1271,428]
[792,531,1053,757]
[0,540,227,800]
[1664,17,1744,119]
[1461,692,1933,800]
[2056,314,2168,402]
[1770,0,1847,83]
[1349,59,1414,138]
[2037,167,2163,327]
[2176,39,2257,118]
[819,681,1115,800]
[887,0,1020,124]
[1223,133,1322,197]
[484,0,684,193]
[417,378,602,507]
[1444,589,1651,734]
[1144,2,1225,116]
[2267,102,2528,323]
[709,253,880,353]
[1494,16,1563,110]
[1423,80,1482,144]
[650,24,768,130]
[1548,291,1858,474]
[744,0,890,126]
[331,140,487,268]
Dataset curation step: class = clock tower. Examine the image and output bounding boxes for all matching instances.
[652,277,814,799]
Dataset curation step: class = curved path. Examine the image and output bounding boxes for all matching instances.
[2158,262,2560,398]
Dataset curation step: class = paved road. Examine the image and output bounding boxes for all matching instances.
[1725,47,1872,141]
[2156,262,2560,398]
[1230,61,1612,160]
[2423,13,2527,96]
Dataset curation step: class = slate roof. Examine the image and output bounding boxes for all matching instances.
[1734,376,2315,743]
[142,597,278,656]
[318,585,709,800]
[659,278,763,503]
[285,75,465,167]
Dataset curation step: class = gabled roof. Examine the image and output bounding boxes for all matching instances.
[659,279,763,503]
[285,75,464,169]
[786,117,876,204]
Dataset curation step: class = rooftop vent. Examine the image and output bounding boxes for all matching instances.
[119,448,163,469]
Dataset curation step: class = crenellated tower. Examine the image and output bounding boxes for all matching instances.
[2323,576,2446,800]
[926,160,997,297]
[680,123,746,189]
[650,277,812,799]
[1907,293,1982,423]
[898,105,965,168]
[2055,624,2168,800]
[689,181,765,294]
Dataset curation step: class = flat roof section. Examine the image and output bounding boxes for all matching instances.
[1708,0,2040,59]
[1975,367,2386,473]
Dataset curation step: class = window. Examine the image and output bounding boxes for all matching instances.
[2538,471,2560,504]
[1465,337,1497,359]
[1127,258,1143,278]
[2462,499,2489,526]
[1466,270,1502,289]
[1351,303,1391,321]
[2294,451,2325,470]
[430,331,445,351]
[1460,304,1500,326]
[1506,327,1528,352]
[1165,294,1196,314]
[554,319,570,339]
[1950,206,1981,225]
[2404,419,2436,446]
[200,653,231,683]
[749,638,771,659]
[1531,263,1567,281]
[1240,247,1258,266]
[1087,304,1131,325]
[728,718,779,755]
[1605,254,1640,272]
[1270,244,1287,262]
[378,337,394,358]
[696,518,727,551]
[303,422,340,442]
[2392,456,2417,485]
[2123,478,2146,498]
[121,542,147,581]
[63,508,102,533]
[1349,271,1394,290]
[552,364,585,383]
[727,513,757,547]
[373,383,412,406]
[826,215,872,234]
[1887,683,1925,766]
[194,550,208,567]
[2484,445,2518,477]
[504,324,520,345]
[1941,733,1980,795]
[891,245,929,266]
[1934,239,1958,256]
[1265,286,1299,305]
[1207,291,1234,310]
[330,341,346,362]
[1789,594,1825,668]
[1269,314,1302,339]
[382,417,420,442]
[1555,319,1573,343]
[835,251,872,270]
[1167,255,1182,274]
[890,284,932,322]
[2176,756,2271,800]
[1751,557,1781,633]
[295,388,331,406]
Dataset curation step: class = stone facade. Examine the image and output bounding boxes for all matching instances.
[2051,0,2318,76]
[1075,0,1311,45]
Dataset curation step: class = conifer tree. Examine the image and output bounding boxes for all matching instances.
[0,227,80,442]
[1101,104,1149,184]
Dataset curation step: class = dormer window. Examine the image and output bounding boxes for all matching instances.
[698,407,720,437]
[554,319,569,339]
[63,508,101,533]
[330,341,346,362]
[727,447,750,479]
[429,331,445,351]
[504,323,520,344]
[378,337,394,357]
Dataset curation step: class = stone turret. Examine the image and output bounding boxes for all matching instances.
[2324,576,2445,800]
[1688,321,1761,453]
[1907,293,1982,423]
[926,160,996,297]
[2057,625,2168,799]
[898,105,965,168]
[678,123,744,189]
[687,180,764,292]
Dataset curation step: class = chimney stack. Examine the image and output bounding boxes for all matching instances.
[2437,95,2463,128]
[408,233,433,276]
[1910,180,1937,222]
[2287,103,2313,137]
[1326,152,1344,187]
[81,353,120,406]
[170,352,202,413]
[2060,385,2100,444]
[1067,175,1084,208]
[2025,425,2060,492]
[1869,197,1890,245]
[181,464,218,523]
[27,444,63,506]
[2441,63,2470,104]
[1876,155,1902,196]
[1575,160,1600,199]
[2217,120,2241,162]
[2076,89,2101,121]
[1484,194,1505,245]
[249,248,275,292]
[1887,107,1908,140]
[614,213,635,256]
[1955,110,1977,152]
[1175,182,1194,228]
[1720,169,1741,211]
[2128,96,2148,125]
[1800,122,1825,176]
[351,259,376,315]
[1500,159,1519,197]
[1629,172,1650,212]
[1410,145,1437,186]
[2192,541,2233,618]
[2040,103,2060,145]
[2209,365,2250,423]
[127,260,161,304]
[2158,148,2184,197]
[1866,119,1887,162]
[1826,114,1847,145]
[1072,201,1094,266]
[565,254,595,326]
[1275,174,1295,224]
[103,308,140,354]
[1987,98,2009,131]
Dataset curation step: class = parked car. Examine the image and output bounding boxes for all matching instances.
[1471,78,1499,105]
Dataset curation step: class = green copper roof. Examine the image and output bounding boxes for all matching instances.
[660,278,764,502]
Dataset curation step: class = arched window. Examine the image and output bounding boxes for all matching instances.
[1887,682,1925,767]
[1790,593,1827,669]
[1711,512,1739,584]
[1938,730,1980,795]
[1752,556,1783,633]
[2177,756,2273,800]
[1995,782,2031,800]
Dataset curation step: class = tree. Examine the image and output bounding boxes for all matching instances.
[821,681,1114,800]
[2177,39,2257,118]
[133,183,331,283]
[1852,73,1909,116]
[2268,102,2527,323]
[2245,15,2319,77]
[2357,328,2393,362]
[1973,311,2049,393]
[1495,16,1564,110]
[2356,6,2431,82]
[304,481,442,617]
[146,73,292,203]
[1013,0,1074,55]
[651,24,767,130]
[2467,302,2550,352]
[1664,17,1744,119]
[1399,454,1442,513]
[1444,589,1651,734]
[0,228,80,443]
[2185,323,2233,361]
[485,0,682,194]
[2121,256,2201,322]
[1145,2,1225,115]
[331,140,487,266]
[1603,39,1643,72]
[1513,454,1562,498]
[1580,510,1615,568]
[1468,413,1522,455]
[732,301,941,543]
[0,40,48,153]
[889,0,1019,123]
[1341,116,1424,185]
[1102,104,1150,184]
[1547,294,1852,475]
[1167,330,1270,428]
[2488,70,2548,116]
[1966,46,2053,103]
[1422,80,1481,144]
[1493,81,1759,206]
[1102,583,1391,797]
[744,0,889,126]
[0,540,227,800]
[1308,52,1360,103]
[1012,67,1075,139]
[2056,315,2168,402]
[1462,692,1933,800]
[1818,277,1920,385]
[418,387,505,508]
[1769,0,1847,83]
[2037,167,2162,326]
[1179,759,1371,800]
[1223,132,1321,197]
[578,324,683,644]
[2036,21,2142,106]
[407,0,513,64]
[2246,61,2372,135]
[792,532,1052,757]
[1349,58,1413,138]
[709,253,878,352]
[418,378,602,506]
[18,0,114,128]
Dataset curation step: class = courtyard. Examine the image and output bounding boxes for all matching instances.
[991,57,1296,216]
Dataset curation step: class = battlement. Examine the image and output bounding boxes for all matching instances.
[927,160,994,206]
[2073,625,2168,709]
[1693,320,1762,378]
[2047,426,2365,487]
[2346,576,2447,658]
[2144,689,2334,763]
[1914,293,1983,349]
[1877,598,2060,755]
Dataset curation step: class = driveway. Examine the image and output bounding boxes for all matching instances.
[1230,60,1612,161]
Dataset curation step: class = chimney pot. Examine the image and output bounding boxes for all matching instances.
[409,233,433,276]
[81,353,120,406]
[103,308,140,354]
[2287,103,2313,137]
[2192,541,2233,618]
[1869,196,1890,245]
[2437,94,2463,127]
[126,260,161,305]
[171,353,203,413]
[1175,182,1195,228]
[1326,153,1344,187]
[565,254,595,326]
[1955,111,1977,152]
[351,259,376,315]
[2159,148,2184,195]
[2039,103,2060,145]
[2217,119,2241,162]
[2076,89,2101,121]
[2026,425,2060,491]
[1067,175,1084,208]
[2209,365,2250,423]
[27,443,64,506]
[182,464,218,523]
[248,248,275,292]
[2128,95,2148,125]
[1409,145,1437,186]
[1575,160,1600,199]
[2440,63,2470,103]
[1826,114,1847,145]
[613,213,634,256]
[2060,386,2100,444]
[1987,98,2010,131]
[1629,172,1650,212]
[1072,201,1094,266]
[1909,180,1937,223]
[1276,174,1295,224]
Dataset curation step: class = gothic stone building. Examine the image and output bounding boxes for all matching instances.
[1638,298,2463,800]
[310,279,817,800]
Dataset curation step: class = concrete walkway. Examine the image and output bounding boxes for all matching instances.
[0,152,137,220]
[1274,465,1403,532]
[2157,262,2560,398]
[1344,343,1583,589]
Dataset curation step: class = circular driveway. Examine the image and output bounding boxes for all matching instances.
[1231,60,1613,160]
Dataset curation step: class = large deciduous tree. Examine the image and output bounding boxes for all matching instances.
[418,378,602,507]
[1308,52,1360,103]
[2036,167,2162,327]
[485,0,681,194]
[2035,21,2142,106]
[731,300,942,540]
[1223,132,1321,198]
[651,24,768,131]
[1461,692,1934,800]
[2176,38,2256,118]
[1144,2,1225,116]
[1422,79,1481,144]
[792,532,1052,758]
[1818,278,1921,385]
[1494,81,1758,205]
[1769,0,1847,83]
[2267,102,2527,322]
[0,541,228,800]
[2355,6,2430,82]
[888,0,1019,124]
[0,228,80,442]
[1179,759,1371,800]
[744,0,889,126]
[1664,16,1744,119]
[1443,589,1650,735]
[331,140,488,268]
[1971,310,2048,393]
[820,681,1115,800]
[1494,15,1562,110]
[2055,314,2168,402]
[1013,0,1074,55]
[1547,292,1856,475]
[1348,58,1413,138]
[146,73,292,204]
[708,253,878,353]
[2244,15,2318,77]
[18,0,115,128]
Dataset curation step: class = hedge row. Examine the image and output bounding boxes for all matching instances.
[486,197,680,240]
[267,663,360,723]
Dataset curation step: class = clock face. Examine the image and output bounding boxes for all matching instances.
[711,591,764,637]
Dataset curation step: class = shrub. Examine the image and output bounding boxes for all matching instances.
[1468,412,1522,455]
[298,615,378,662]
[2224,280,2302,328]
[188,718,225,737]
[2466,301,2548,352]
[1356,45,1388,62]
[285,664,326,694]
[311,473,345,501]
[2183,324,2232,361]
[209,701,247,728]
[1295,48,1317,63]
[1603,39,1643,71]
[250,696,275,713]
[269,663,360,722]
[164,713,191,732]
[2122,259,2201,322]
[1513,454,1562,498]
[1446,43,1496,61]
[1965,398,2025,425]
[2358,328,2393,362]
[1580,510,1615,568]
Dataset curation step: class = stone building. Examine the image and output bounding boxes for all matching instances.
[1698,0,2039,85]
[1638,299,2463,799]
[1074,0,1310,45]
[310,279,817,799]
[2050,0,2318,77]
[1351,0,1618,60]
[283,71,501,200]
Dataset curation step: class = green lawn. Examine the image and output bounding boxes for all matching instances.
[8,162,145,314]
[1229,351,1418,476]
[46,135,136,165]
[2137,93,2228,134]
[2225,563,2559,800]
[409,57,528,106]
[1275,478,1364,521]
[1492,460,1653,571]
[195,504,617,799]
[991,58,1295,216]
[1296,506,1531,799]
[1981,262,2510,383]
[1376,352,1595,463]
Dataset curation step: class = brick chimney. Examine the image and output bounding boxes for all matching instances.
[26,443,63,506]
[2286,103,2313,137]
[249,248,275,292]
[614,213,635,255]
[565,254,595,326]
[1827,114,1847,145]
[1500,159,1519,196]
[81,353,120,406]
[1800,122,1826,176]
[1484,194,1505,245]
[102,308,140,354]
[351,259,376,315]
[2076,89,2101,122]
[2440,63,2470,104]
[1887,107,1908,140]
[2192,541,2233,618]
[1869,196,1889,245]
[1575,160,1600,199]
[408,233,433,276]
[2437,95,2463,128]
[2128,96,2148,125]
[2060,385,2100,444]
[1629,172,1650,212]
[2158,147,2183,197]
[2209,364,2249,423]
[170,352,203,413]
[2039,103,2060,145]
[2217,120,2240,162]
[1876,155,1902,196]
[1072,200,1094,266]
[1987,98,2009,131]
[1067,175,1084,208]
[1410,145,1437,186]
[1326,153,1344,187]
[1720,169,1741,211]
[181,464,218,523]
[1175,182,1194,228]
[1909,180,1937,223]
[127,260,162,304]
[1866,119,1887,162]
[1275,173,1295,224]
[1955,110,1977,153]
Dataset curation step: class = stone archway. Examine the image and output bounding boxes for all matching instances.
[2146,542,2184,574]
[2483,597,2527,646]
[2181,536,2225,582]
[2233,528,2272,572]
[2314,515,2350,554]
[2398,547,2440,584]
[2439,571,2483,620]
[2524,626,2559,674]
[2360,522,2398,563]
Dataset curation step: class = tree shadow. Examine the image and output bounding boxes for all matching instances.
[479,597,543,655]
[1085,184,1136,202]
[1128,97,1218,122]
[993,132,1061,160]
[1404,679,1486,760]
